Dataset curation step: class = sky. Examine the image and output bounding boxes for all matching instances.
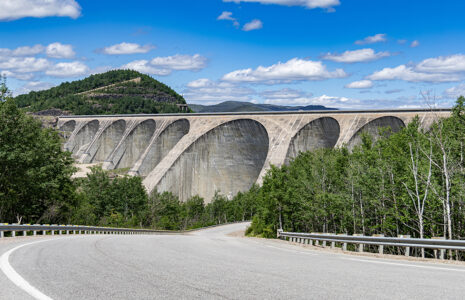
[1,0,465,109]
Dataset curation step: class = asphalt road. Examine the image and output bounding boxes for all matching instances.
[1,222,465,299]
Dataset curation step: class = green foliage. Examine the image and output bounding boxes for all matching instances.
[247,98,465,242]
[0,98,76,224]
[14,70,188,115]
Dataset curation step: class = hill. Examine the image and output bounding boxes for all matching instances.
[189,101,336,113]
[15,70,188,115]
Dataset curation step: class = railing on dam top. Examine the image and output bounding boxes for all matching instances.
[278,230,465,260]
[58,108,452,119]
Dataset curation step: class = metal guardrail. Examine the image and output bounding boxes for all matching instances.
[0,223,173,237]
[0,221,247,238]
[277,230,462,259]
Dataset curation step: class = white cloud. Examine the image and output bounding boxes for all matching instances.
[242,19,263,31]
[121,54,207,76]
[46,42,75,58]
[444,84,465,99]
[120,60,171,76]
[0,70,34,81]
[261,88,310,99]
[223,0,340,9]
[222,58,347,84]
[410,40,420,48]
[45,61,89,77]
[0,0,81,21]
[355,34,387,45]
[368,65,459,83]
[12,45,45,56]
[263,94,351,107]
[345,80,373,89]
[368,54,465,83]
[14,81,55,96]
[217,11,240,27]
[101,42,155,55]
[150,54,207,71]
[415,54,465,74]
[0,57,50,73]
[322,48,391,63]
[184,78,255,102]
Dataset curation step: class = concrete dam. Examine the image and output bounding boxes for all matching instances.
[58,109,450,202]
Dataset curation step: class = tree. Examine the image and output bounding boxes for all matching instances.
[0,96,76,223]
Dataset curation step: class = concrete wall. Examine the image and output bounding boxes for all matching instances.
[58,109,450,202]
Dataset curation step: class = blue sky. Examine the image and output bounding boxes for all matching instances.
[1,0,465,109]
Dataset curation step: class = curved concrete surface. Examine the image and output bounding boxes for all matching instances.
[91,119,127,163]
[68,120,99,157]
[285,117,340,164]
[156,119,269,201]
[347,116,405,150]
[1,223,465,299]
[138,119,190,177]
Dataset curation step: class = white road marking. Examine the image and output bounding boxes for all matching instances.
[344,257,465,273]
[0,239,57,300]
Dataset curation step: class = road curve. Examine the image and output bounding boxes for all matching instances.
[1,222,465,299]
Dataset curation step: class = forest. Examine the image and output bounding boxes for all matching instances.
[13,70,188,115]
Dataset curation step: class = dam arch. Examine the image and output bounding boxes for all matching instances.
[91,119,126,163]
[138,119,190,177]
[347,116,405,150]
[285,117,340,164]
[113,119,156,170]
[69,120,99,157]
[155,119,269,202]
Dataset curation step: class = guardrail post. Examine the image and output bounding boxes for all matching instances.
[0,231,3,238]
[59,230,62,235]
[23,230,27,236]
[329,234,335,249]
[353,234,363,252]
[12,231,15,237]
[432,237,445,260]
[337,234,347,251]
[398,235,410,256]
[51,229,54,235]
[373,234,384,254]
[33,231,37,236]
[42,229,46,235]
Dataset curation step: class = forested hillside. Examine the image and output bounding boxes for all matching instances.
[246,97,465,259]
[15,70,188,115]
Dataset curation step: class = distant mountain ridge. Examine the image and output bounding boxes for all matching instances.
[189,101,337,113]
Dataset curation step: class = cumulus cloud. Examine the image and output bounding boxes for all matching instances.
[121,54,207,76]
[217,11,239,27]
[120,60,171,76]
[345,80,373,89]
[45,61,89,77]
[242,19,263,31]
[0,57,51,73]
[355,34,387,45]
[0,70,34,81]
[261,88,310,99]
[0,0,81,21]
[444,84,465,99]
[410,40,420,48]
[322,48,391,63]
[46,42,75,58]
[368,54,465,83]
[14,81,55,96]
[263,94,351,107]
[100,42,155,55]
[223,0,340,10]
[368,65,459,83]
[221,58,347,84]
[415,54,465,74]
[184,78,255,102]
[151,54,207,71]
